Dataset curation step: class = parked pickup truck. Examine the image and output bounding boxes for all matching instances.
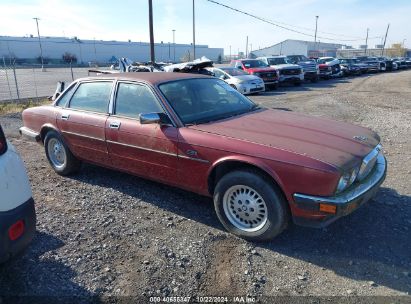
[317,57,343,79]
[230,59,279,90]
[287,55,319,82]
[257,56,304,86]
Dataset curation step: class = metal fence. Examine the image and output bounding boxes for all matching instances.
[0,61,92,103]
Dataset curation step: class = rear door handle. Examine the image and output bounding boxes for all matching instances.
[61,113,70,120]
[109,121,121,129]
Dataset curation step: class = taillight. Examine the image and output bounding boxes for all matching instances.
[8,220,25,241]
[0,125,7,155]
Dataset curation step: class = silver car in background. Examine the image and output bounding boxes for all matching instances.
[207,67,265,95]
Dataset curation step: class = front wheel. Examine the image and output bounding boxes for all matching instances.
[44,130,81,176]
[213,170,289,241]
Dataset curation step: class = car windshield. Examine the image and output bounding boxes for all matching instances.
[159,78,258,125]
[317,58,334,64]
[267,57,289,65]
[287,55,308,63]
[242,60,268,68]
[221,68,248,76]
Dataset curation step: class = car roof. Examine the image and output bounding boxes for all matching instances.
[77,72,212,86]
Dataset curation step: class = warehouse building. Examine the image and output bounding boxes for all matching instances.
[337,45,410,58]
[250,39,344,58]
[0,36,224,65]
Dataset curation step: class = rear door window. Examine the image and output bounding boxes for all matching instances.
[69,82,112,113]
[114,82,163,119]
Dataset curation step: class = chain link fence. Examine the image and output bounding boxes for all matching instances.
[0,60,92,104]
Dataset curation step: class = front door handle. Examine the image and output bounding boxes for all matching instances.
[61,113,70,120]
[109,121,121,129]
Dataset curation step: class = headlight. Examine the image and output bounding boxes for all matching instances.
[336,167,359,193]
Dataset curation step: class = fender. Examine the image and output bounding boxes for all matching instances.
[207,154,288,197]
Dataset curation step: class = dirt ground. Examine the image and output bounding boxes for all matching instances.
[0,70,410,303]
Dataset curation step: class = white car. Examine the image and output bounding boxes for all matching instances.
[0,124,35,263]
[207,67,265,95]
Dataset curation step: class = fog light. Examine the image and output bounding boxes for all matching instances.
[8,220,25,241]
[319,204,336,214]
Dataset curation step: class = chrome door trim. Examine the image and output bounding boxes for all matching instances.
[178,155,210,163]
[61,130,105,142]
[106,140,178,157]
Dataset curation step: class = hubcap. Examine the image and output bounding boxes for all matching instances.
[47,138,66,169]
[223,185,268,232]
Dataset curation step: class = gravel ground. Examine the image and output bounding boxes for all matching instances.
[0,70,410,303]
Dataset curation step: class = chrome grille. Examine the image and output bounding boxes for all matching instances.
[358,144,382,181]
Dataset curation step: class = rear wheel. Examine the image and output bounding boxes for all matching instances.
[214,170,289,241]
[44,130,81,176]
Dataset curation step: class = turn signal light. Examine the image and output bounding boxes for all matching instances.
[319,204,336,214]
[8,220,25,241]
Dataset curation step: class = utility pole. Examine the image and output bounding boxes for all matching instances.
[314,16,319,50]
[93,37,97,63]
[381,24,390,56]
[33,17,45,71]
[364,28,369,55]
[148,0,155,63]
[192,0,196,60]
[172,29,176,62]
[245,36,249,58]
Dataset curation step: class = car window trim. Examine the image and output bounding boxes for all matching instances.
[67,80,115,114]
[110,80,176,127]
[54,81,80,108]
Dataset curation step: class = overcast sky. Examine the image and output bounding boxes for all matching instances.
[1,0,410,54]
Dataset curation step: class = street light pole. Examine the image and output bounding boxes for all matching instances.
[192,0,196,60]
[33,17,45,71]
[148,0,155,63]
[172,29,176,62]
[364,28,369,55]
[314,16,319,51]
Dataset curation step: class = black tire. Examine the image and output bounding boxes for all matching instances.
[213,170,289,241]
[44,130,81,176]
[310,76,318,83]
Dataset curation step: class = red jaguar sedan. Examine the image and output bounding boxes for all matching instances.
[20,73,386,241]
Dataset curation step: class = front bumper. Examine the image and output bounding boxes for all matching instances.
[292,154,387,228]
[303,71,318,80]
[279,74,304,83]
[237,82,265,95]
[0,197,36,263]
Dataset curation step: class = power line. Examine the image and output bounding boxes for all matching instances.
[205,0,383,42]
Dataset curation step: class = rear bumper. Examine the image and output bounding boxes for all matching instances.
[292,154,387,228]
[0,198,36,263]
[19,127,41,142]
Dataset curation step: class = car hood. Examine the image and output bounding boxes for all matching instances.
[245,67,277,73]
[233,75,262,82]
[188,109,379,170]
[270,64,300,70]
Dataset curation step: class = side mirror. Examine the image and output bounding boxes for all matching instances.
[140,113,161,124]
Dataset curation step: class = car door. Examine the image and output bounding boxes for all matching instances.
[57,80,113,164]
[105,81,179,183]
